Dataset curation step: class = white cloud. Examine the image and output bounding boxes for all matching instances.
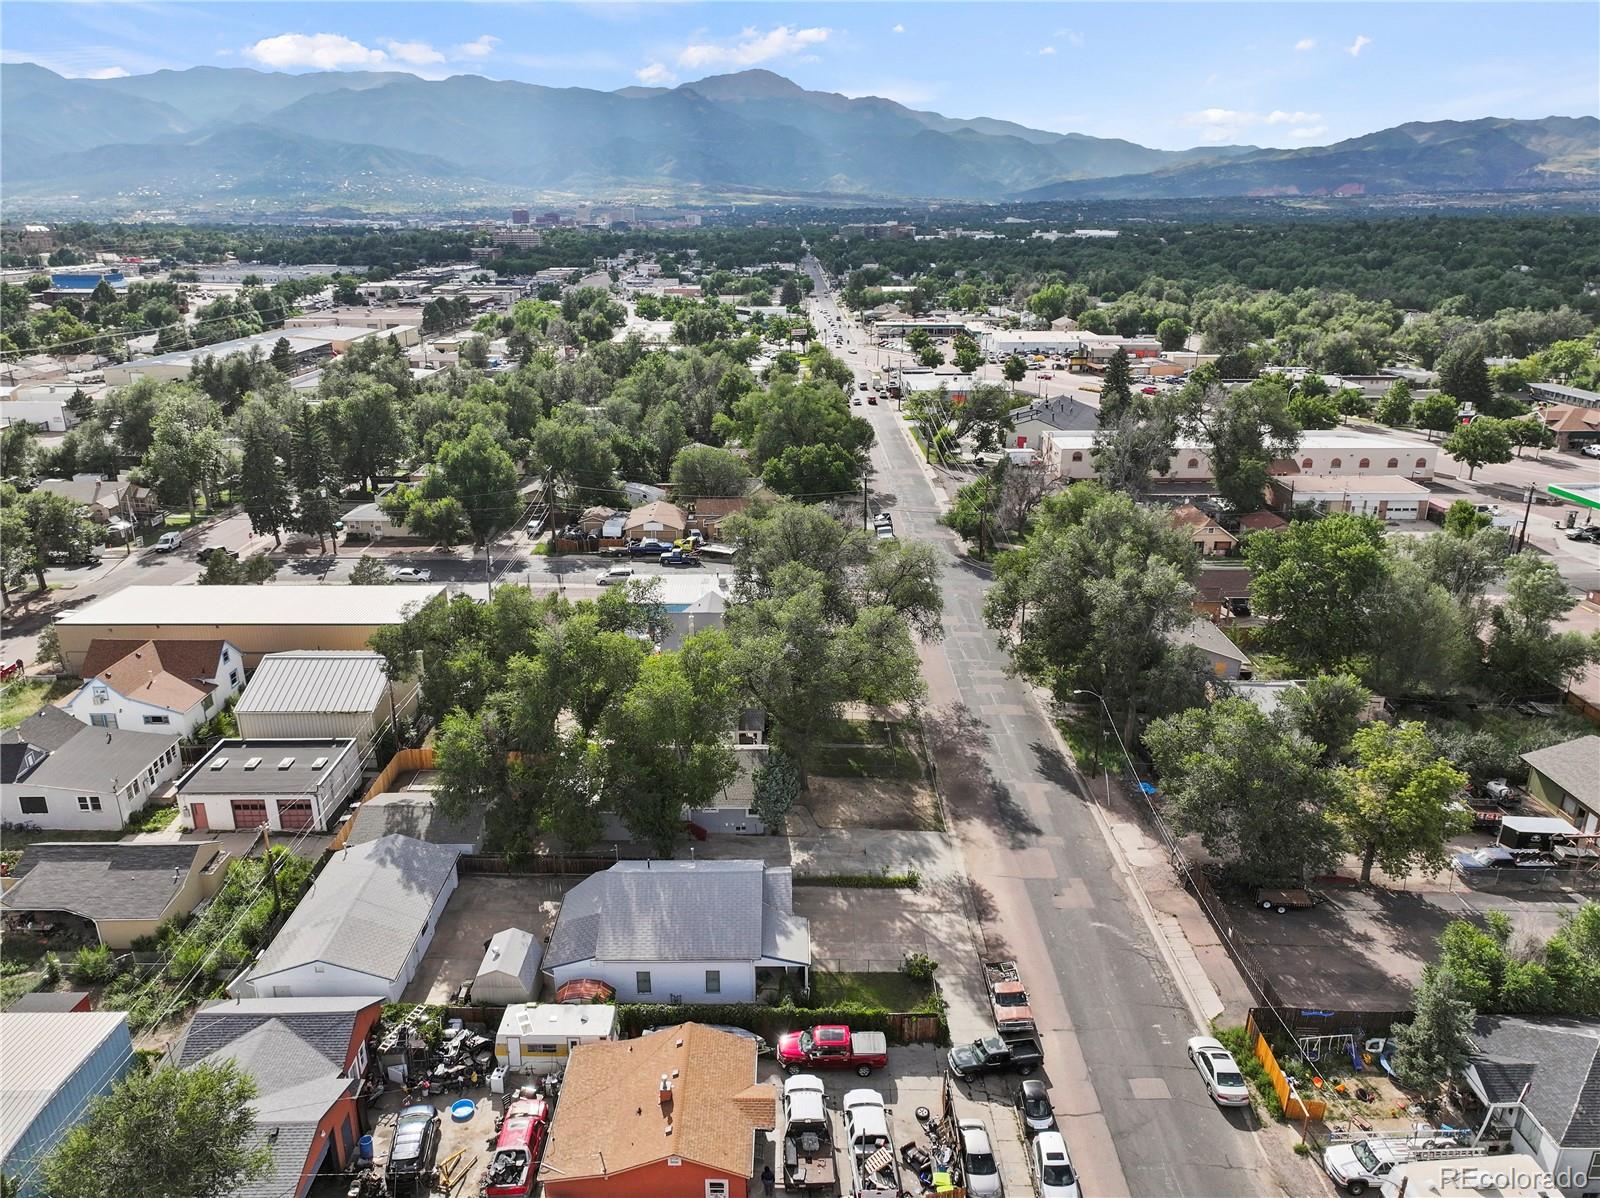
[244,33,387,70]
[1294,38,1316,51]
[891,23,905,34]
[677,25,831,70]
[452,36,499,60]
[1182,107,1332,143]
[84,66,130,79]
[1052,28,1086,47]
[635,61,675,85]
[1347,34,1372,57]
[1266,110,1321,125]
[1038,46,1056,56]
[381,39,445,66]
[1181,107,1254,128]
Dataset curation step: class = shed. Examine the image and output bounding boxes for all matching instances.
[495,1002,617,1074]
[474,928,541,1005]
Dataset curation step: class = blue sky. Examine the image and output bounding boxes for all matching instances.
[5,2,1597,149]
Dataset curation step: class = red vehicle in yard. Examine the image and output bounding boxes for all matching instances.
[777,1025,889,1077]
[481,1095,550,1197]
[0,659,24,683]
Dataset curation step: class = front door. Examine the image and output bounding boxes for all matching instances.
[507,1037,520,1068]
[191,803,209,831]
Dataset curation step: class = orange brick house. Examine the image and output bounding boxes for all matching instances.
[539,1023,776,1198]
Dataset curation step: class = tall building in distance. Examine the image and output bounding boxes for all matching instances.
[510,208,530,225]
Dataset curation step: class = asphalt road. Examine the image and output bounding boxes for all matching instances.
[807,264,1285,1198]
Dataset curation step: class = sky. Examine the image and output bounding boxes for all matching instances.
[4,1,1598,150]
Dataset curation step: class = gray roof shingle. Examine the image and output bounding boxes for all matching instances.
[1521,736,1600,812]
[1472,1016,1600,1148]
[238,835,458,986]
[18,723,181,795]
[1,841,219,923]
[346,793,484,851]
[546,861,809,969]
[173,997,376,1072]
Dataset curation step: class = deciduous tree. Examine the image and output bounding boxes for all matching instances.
[1337,721,1469,883]
[1442,417,1514,479]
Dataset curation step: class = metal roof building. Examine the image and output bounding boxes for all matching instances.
[0,1011,134,1198]
[234,651,420,750]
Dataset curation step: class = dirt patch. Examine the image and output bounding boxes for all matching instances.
[403,875,570,1004]
[799,776,943,831]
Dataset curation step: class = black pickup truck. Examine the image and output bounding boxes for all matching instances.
[947,1034,1044,1079]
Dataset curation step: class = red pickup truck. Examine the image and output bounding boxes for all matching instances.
[777,1025,889,1077]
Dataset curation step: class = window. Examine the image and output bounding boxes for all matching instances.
[1187,458,1199,469]
[78,796,102,812]
[1330,458,1342,469]
[1358,458,1370,469]
[1070,451,1083,462]
[705,969,721,995]
[1387,458,1399,468]
[229,670,239,685]
[90,712,115,728]
[636,971,652,995]
[221,649,230,662]
[1301,458,1313,468]
[19,796,47,815]
[203,694,214,711]
[705,1183,730,1198]
[142,715,170,726]
[1415,457,1427,469]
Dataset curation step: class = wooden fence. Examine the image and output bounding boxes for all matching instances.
[328,747,435,850]
[1246,1011,1326,1121]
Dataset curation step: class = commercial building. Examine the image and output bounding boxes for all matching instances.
[1045,430,1438,484]
[1536,403,1600,452]
[101,325,419,385]
[839,221,914,240]
[175,737,362,833]
[0,1012,135,1198]
[1268,475,1432,522]
[1529,382,1600,409]
[53,585,446,673]
[492,228,544,251]
[234,651,420,753]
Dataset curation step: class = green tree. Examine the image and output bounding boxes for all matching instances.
[433,425,520,547]
[1281,673,1371,763]
[1486,554,1600,694]
[269,336,294,374]
[1098,348,1134,424]
[1400,524,1508,636]
[1442,417,1514,479]
[669,443,750,499]
[1181,375,1298,513]
[751,748,802,833]
[1093,390,1180,499]
[237,427,292,548]
[3,485,104,591]
[348,555,392,585]
[1411,393,1461,441]
[1435,335,1493,411]
[336,380,410,491]
[1337,721,1469,883]
[459,334,490,369]
[199,552,277,585]
[40,1061,270,1198]
[1363,556,1475,697]
[952,334,984,375]
[530,408,620,515]
[1506,416,1556,459]
[1026,283,1071,324]
[1145,698,1345,885]
[1375,378,1414,426]
[941,471,1003,558]
[1002,355,1027,388]
[1442,499,1492,537]
[1246,513,1390,673]
[1156,317,1189,351]
[1391,968,1476,1092]
[288,403,340,553]
[142,388,227,520]
[951,383,1015,454]
[1287,392,1341,430]
[917,346,945,369]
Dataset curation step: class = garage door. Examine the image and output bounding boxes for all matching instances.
[278,800,314,830]
[230,800,268,828]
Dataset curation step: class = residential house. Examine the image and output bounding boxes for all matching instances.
[0,1012,135,1198]
[53,585,446,672]
[539,1023,776,1198]
[233,651,420,755]
[1191,567,1253,620]
[1171,504,1238,556]
[62,638,243,738]
[339,502,409,540]
[0,840,230,949]
[170,997,383,1198]
[1,707,182,830]
[176,738,362,833]
[545,861,811,1004]
[623,500,687,542]
[1522,736,1600,835]
[683,497,750,540]
[229,834,459,1001]
[1237,510,1289,533]
[1170,619,1252,680]
[577,505,621,536]
[1007,396,1096,450]
[1464,1016,1599,1198]
[34,474,160,530]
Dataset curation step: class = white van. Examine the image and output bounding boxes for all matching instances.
[153,531,184,553]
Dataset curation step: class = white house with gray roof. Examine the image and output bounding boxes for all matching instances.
[229,834,458,1001]
[1,707,181,831]
[544,860,810,1004]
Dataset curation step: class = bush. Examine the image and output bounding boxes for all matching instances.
[794,871,921,889]
[42,952,60,986]
[1212,1024,1283,1119]
[71,944,118,983]
[617,1000,948,1045]
[902,952,938,983]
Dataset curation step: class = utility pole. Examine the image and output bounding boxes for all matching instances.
[261,825,282,921]
[1516,481,1535,553]
[862,472,869,531]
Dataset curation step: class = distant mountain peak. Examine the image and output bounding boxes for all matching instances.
[675,69,811,100]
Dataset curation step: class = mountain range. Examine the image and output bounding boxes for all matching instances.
[4,62,1596,208]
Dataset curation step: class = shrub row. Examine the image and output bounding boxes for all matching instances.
[616,1000,947,1045]
[794,871,921,889]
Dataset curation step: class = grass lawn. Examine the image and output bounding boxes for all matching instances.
[123,804,179,835]
[810,970,934,1011]
[0,678,76,730]
[1057,707,1112,777]
[812,720,927,781]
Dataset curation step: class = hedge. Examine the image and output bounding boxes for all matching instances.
[616,1001,947,1045]
[794,871,921,889]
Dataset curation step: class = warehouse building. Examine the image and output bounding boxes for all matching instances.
[101,326,418,385]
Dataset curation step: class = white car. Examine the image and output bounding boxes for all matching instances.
[1186,1036,1251,1106]
[956,1119,1002,1196]
[391,566,432,582]
[1582,444,1600,458]
[597,565,634,586]
[1030,1131,1081,1198]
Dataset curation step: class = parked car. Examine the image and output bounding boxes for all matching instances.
[1017,1078,1056,1134]
[956,1119,1003,1196]
[391,566,433,582]
[629,538,672,557]
[153,530,184,553]
[598,565,635,586]
[482,1095,550,1198]
[659,550,702,568]
[1030,1130,1082,1198]
[777,1025,888,1076]
[45,545,103,566]
[947,1034,1043,1079]
[984,960,1035,1036]
[1452,845,1560,875]
[1186,1036,1250,1106]
[1564,525,1600,542]
[387,1104,441,1190]
[1581,444,1600,459]
[196,546,238,563]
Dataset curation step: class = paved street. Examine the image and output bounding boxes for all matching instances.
[808,265,1297,1198]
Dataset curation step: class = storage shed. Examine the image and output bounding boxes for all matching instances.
[495,1003,617,1075]
[474,928,541,1005]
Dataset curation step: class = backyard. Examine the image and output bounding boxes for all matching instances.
[0,677,75,729]
[809,968,939,1012]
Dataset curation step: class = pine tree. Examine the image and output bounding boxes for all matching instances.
[1392,967,1476,1092]
[289,405,340,554]
[1099,348,1134,426]
[1375,379,1413,426]
[238,429,292,548]
[269,336,294,374]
